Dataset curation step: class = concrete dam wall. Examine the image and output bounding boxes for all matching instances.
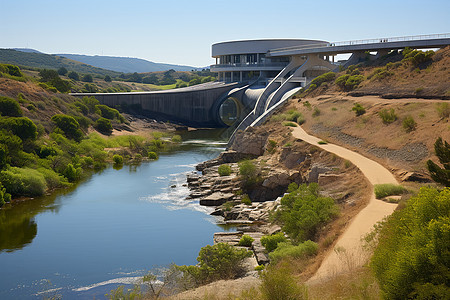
[71,82,240,127]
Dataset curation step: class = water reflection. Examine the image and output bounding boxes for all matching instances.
[0,184,77,253]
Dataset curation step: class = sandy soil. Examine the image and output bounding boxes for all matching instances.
[291,126,398,282]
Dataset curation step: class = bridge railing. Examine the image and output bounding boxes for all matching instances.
[268,33,450,55]
[211,62,289,69]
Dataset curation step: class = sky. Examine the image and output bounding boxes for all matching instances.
[1,0,449,67]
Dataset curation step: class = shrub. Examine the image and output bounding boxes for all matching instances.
[261,232,287,252]
[352,103,366,116]
[267,139,277,154]
[436,102,449,119]
[296,115,305,125]
[260,263,308,300]
[273,183,338,243]
[104,75,112,82]
[94,117,113,135]
[312,107,321,117]
[63,163,81,182]
[218,164,232,176]
[0,96,22,117]
[82,74,93,82]
[378,108,397,124]
[81,96,100,114]
[0,167,47,196]
[113,154,123,165]
[269,240,318,263]
[402,116,417,132]
[239,159,260,188]
[302,101,312,109]
[285,110,302,122]
[371,187,450,299]
[373,184,406,199]
[336,74,364,91]
[426,137,449,186]
[0,117,37,140]
[241,194,252,205]
[51,114,83,141]
[0,182,11,207]
[177,243,252,285]
[4,64,23,77]
[96,104,125,122]
[310,72,336,86]
[335,74,350,89]
[317,140,327,145]
[148,151,158,160]
[283,122,297,127]
[171,135,182,143]
[238,234,254,247]
[37,167,68,190]
[67,71,79,81]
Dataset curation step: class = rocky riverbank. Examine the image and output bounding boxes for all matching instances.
[185,125,372,268]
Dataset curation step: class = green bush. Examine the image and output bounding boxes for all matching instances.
[3,64,23,77]
[171,135,182,143]
[378,108,398,124]
[352,103,366,116]
[273,183,338,243]
[0,182,11,207]
[82,74,93,82]
[51,114,83,141]
[371,187,450,299]
[310,72,336,86]
[113,154,123,165]
[312,107,321,117]
[148,151,158,160]
[81,96,100,114]
[0,117,37,140]
[402,116,417,132]
[335,74,364,91]
[436,102,449,119]
[238,234,254,247]
[37,167,68,190]
[373,184,406,199]
[96,104,125,122]
[283,121,298,127]
[68,71,80,81]
[63,163,81,182]
[0,96,22,117]
[317,140,327,145]
[269,240,318,263]
[177,243,252,285]
[241,194,252,205]
[261,232,287,252]
[218,164,232,176]
[285,110,302,122]
[239,159,260,188]
[0,167,47,196]
[260,264,308,300]
[267,139,278,154]
[94,117,113,135]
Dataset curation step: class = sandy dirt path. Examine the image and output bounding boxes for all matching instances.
[291,126,398,282]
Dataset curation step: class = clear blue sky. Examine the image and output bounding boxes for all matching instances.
[1,0,449,67]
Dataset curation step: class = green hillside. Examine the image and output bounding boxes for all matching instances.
[0,49,120,77]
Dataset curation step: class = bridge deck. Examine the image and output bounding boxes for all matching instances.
[268,33,450,57]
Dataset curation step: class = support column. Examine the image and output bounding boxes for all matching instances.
[231,72,234,82]
[240,71,242,82]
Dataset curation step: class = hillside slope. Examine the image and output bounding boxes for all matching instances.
[0,49,120,76]
[56,53,197,73]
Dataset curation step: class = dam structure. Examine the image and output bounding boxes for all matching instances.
[72,33,450,133]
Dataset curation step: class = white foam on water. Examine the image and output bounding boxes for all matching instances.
[72,276,154,292]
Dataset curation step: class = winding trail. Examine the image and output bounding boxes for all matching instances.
[291,126,398,282]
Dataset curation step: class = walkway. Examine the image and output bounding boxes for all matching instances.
[290,126,398,282]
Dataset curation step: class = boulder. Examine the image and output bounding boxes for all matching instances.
[231,128,269,156]
[318,174,342,186]
[307,163,332,183]
[199,192,235,206]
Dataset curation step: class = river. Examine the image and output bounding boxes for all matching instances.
[0,129,230,299]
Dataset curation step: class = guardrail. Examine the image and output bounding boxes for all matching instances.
[268,33,450,55]
[211,62,289,68]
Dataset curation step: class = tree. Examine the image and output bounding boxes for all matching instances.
[427,137,450,186]
[104,75,112,82]
[68,71,80,81]
[51,114,83,141]
[81,74,93,82]
[0,117,37,140]
[39,69,59,82]
[0,96,22,117]
[57,67,68,76]
[94,117,113,135]
[371,187,450,299]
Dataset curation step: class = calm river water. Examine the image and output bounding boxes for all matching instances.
[0,130,229,299]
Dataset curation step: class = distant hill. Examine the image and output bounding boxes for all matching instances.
[0,49,120,76]
[55,54,197,73]
[13,48,43,54]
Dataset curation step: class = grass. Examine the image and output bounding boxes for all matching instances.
[378,108,398,124]
[374,184,406,199]
[283,121,298,127]
[318,140,328,145]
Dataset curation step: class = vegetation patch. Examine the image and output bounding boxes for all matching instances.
[378,108,398,124]
[238,234,254,247]
[373,184,406,199]
[268,240,318,263]
[352,103,366,116]
[402,115,417,132]
[218,164,232,176]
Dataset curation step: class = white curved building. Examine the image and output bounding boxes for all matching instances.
[211,39,329,83]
